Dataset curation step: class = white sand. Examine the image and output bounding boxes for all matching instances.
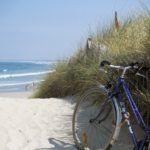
[0,92,144,150]
[0,97,76,150]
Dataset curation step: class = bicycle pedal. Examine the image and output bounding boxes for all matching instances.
[125,112,130,119]
[120,112,130,126]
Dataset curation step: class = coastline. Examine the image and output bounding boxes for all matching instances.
[0,61,53,95]
[0,91,33,98]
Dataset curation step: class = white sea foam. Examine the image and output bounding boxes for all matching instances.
[0,80,44,87]
[3,69,8,72]
[31,61,56,65]
[0,70,53,79]
[19,61,56,65]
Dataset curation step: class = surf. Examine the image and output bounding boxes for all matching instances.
[0,71,53,79]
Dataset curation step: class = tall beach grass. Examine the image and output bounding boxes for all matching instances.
[34,13,150,118]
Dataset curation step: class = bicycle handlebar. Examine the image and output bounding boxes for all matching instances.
[99,60,145,78]
[100,60,149,78]
[100,60,139,70]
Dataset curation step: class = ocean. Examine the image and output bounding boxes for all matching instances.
[0,61,55,92]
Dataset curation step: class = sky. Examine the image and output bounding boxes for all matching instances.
[0,0,150,61]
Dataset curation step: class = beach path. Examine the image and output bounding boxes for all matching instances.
[0,97,76,150]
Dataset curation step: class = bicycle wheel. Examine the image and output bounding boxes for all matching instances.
[72,86,121,150]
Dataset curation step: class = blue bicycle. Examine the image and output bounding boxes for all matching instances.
[72,60,150,150]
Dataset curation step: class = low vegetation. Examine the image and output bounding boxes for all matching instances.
[34,13,150,118]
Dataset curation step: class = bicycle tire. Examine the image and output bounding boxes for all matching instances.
[72,85,122,150]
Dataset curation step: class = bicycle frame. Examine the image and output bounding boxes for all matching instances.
[109,77,150,150]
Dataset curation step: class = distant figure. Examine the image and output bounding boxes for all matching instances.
[32,82,35,90]
[25,84,30,91]
[25,82,35,91]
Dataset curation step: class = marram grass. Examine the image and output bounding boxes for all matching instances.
[34,15,150,114]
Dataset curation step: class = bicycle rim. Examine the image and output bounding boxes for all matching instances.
[72,87,121,150]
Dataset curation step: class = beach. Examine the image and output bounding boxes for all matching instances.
[0,91,145,150]
[0,92,76,150]
[0,61,77,149]
[0,91,32,98]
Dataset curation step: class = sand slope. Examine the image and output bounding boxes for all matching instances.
[0,98,76,150]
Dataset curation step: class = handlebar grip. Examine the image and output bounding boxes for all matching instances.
[100,60,111,67]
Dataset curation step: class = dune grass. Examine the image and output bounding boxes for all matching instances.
[34,14,150,114]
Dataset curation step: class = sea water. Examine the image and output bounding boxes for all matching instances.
[0,61,55,92]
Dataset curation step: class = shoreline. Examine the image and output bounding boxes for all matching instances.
[0,91,33,98]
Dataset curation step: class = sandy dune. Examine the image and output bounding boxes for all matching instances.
[0,97,76,150]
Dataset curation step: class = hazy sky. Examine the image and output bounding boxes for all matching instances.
[0,0,149,61]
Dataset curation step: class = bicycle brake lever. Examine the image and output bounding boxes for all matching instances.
[135,72,147,79]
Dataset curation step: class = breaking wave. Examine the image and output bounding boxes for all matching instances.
[0,71,53,79]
